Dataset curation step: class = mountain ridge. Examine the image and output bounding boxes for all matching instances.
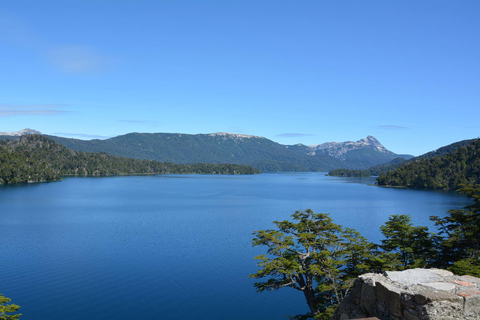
[0,129,411,172]
[308,135,390,160]
[376,138,480,189]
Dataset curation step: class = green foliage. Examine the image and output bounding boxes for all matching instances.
[0,294,21,320]
[430,185,480,275]
[327,169,371,177]
[379,215,438,270]
[250,210,373,319]
[449,259,480,277]
[377,139,480,190]
[416,139,477,160]
[253,185,480,318]
[0,135,260,185]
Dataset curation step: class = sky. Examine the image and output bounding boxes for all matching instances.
[1,0,479,156]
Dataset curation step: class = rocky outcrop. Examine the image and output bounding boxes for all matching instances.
[332,268,480,320]
[309,136,390,160]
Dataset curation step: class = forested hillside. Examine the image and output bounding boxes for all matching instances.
[377,139,480,189]
[46,132,409,172]
[0,135,259,184]
[328,138,478,179]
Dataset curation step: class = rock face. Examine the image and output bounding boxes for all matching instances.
[309,136,390,160]
[332,268,480,320]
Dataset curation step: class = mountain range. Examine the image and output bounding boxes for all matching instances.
[0,129,411,172]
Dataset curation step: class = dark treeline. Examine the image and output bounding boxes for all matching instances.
[327,168,371,177]
[0,135,260,184]
[327,158,408,178]
[377,139,480,189]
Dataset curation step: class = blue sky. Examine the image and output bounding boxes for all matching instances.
[1,0,479,156]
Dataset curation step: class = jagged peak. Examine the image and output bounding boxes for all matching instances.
[307,136,390,160]
[310,136,384,149]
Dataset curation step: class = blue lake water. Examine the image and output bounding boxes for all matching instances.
[0,173,471,319]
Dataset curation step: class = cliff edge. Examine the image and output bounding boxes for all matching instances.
[332,268,480,320]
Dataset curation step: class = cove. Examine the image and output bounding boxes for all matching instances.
[0,173,471,319]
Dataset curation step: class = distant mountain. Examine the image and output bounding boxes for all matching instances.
[46,132,410,172]
[309,136,389,159]
[377,138,480,190]
[328,138,477,178]
[287,136,413,169]
[0,128,42,137]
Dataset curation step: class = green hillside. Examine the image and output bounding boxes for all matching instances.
[0,135,259,185]
[47,132,407,172]
[328,138,477,178]
[377,139,480,189]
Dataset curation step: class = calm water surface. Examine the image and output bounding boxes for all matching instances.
[0,173,471,319]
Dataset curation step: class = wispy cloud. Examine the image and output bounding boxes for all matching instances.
[48,45,108,74]
[0,104,67,117]
[276,133,314,138]
[53,132,110,140]
[377,125,409,130]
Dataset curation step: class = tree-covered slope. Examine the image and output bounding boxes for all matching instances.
[48,132,408,172]
[328,138,477,178]
[416,138,476,160]
[48,133,346,171]
[377,139,480,189]
[0,135,259,184]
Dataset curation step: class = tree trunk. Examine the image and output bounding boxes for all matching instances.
[297,274,319,316]
[303,286,319,317]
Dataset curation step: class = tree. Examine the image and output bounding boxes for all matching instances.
[431,185,480,275]
[379,214,438,270]
[0,294,21,320]
[250,210,372,319]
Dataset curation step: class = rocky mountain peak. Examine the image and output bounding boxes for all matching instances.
[0,128,42,136]
[308,136,390,160]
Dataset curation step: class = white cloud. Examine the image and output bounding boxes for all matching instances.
[0,104,67,117]
[52,132,110,139]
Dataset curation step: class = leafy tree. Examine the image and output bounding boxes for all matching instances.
[378,215,438,270]
[0,294,21,320]
[250,210,372,319]
[431,185,480,275]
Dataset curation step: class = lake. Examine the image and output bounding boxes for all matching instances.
[0,173,471,319]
